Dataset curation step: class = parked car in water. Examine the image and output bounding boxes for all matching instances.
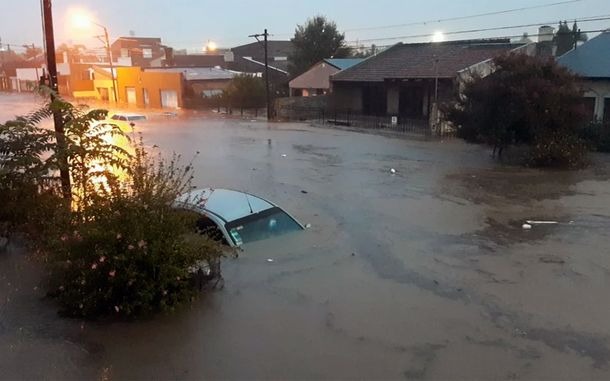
[174,188,304,247]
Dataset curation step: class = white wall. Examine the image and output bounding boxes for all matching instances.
[16,68,42,81]
[581,79,610,120]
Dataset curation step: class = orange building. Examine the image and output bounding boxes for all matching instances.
[116,67,183,109]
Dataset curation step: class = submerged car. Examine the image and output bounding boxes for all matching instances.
[175,188,304,247]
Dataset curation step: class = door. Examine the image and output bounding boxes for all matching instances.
[143,89,150,107]
[160,90,178,108]
[126,87,137,105]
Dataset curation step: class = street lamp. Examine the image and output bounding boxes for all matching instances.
[72,14,118,103]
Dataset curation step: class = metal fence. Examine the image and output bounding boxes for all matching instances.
[276,105,456,138]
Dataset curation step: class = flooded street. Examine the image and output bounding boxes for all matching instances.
[2,94,610,379]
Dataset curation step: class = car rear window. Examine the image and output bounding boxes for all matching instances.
[225,207,302,245]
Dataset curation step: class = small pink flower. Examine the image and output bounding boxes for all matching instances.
[99,256,106,263]
[138,240,147,249]
[176,276,181,281]
[109,270,116,277]
[128,244,135,250]
[60,234,69,242]
[114,305,120,313]
[91,263,97,270]
[116,233,122,240]
[162,290,168,296]
[81,279,86,285]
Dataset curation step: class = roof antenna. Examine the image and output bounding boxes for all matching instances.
[245,193,254,214]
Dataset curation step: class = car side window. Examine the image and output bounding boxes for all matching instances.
[196,216,228,245]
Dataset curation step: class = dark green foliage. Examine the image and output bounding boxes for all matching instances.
[222,74,266,113]
[288,16,351,77]
[445,53,588,168]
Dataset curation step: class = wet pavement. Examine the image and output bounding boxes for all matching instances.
[2,93,610,380]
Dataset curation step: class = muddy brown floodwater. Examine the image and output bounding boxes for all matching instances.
[2,93,610,380]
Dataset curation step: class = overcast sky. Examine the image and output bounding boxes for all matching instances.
[2,0,610,53]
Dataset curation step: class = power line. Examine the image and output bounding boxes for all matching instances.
[346,14,610,44]
[343,0,584,33]
[353,28,609,50]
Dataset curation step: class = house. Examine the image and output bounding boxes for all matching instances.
[110,37,168,67]
[289,58,363,97]
[228,40,293,95]
[145,66,236,101]
[116,67,183,108]
[330,39,527,128]
[229,40,293,72]
[557,31,610,122]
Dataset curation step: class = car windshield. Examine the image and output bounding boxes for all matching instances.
[224,207,302,245]
[127,115,147,121]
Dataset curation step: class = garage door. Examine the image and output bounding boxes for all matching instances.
[126,87,137,105]
[160,90,178,109]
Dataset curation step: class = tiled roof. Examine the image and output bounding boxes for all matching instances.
[557,31,610,78]
[332,39,522,82]
[324,58,364,70]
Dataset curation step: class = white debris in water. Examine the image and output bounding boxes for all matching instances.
[526,220,559,225]
[266,258,274,263]
[281,154,287,158]
[390,168,396,174]
[305,223,312,228]
[522,224,532,230]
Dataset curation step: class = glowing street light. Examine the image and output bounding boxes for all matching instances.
[432,31,446,43]
[71,11,118,103]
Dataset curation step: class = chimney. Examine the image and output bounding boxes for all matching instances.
[538,26,555,43]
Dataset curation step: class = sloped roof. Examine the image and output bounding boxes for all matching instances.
[231,40,294,58]
[557,31,610,78]
[324,58,364,70]
[332,39,522,82]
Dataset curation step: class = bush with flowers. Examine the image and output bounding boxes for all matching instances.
[1,93,223,318]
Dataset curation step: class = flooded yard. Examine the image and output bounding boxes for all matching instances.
[2,94,610,379]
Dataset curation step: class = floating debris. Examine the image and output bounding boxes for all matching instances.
[522,224,532,230]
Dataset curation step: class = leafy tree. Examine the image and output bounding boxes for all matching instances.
[445,53,588,167]
[288,16,351,77]
[223,74,266,114]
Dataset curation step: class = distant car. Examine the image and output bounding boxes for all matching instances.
[109,113,147,123]
[174,188,304,247]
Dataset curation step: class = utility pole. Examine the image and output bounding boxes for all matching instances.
[96,26,118,102]
[42,0,71,199]
[249,29,271,120]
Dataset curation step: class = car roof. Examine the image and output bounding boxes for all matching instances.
[176,188,275,222]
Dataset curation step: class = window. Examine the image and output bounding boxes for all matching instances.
[120,48,129,58]
[142,48,153,58]
[605,98,610,123]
